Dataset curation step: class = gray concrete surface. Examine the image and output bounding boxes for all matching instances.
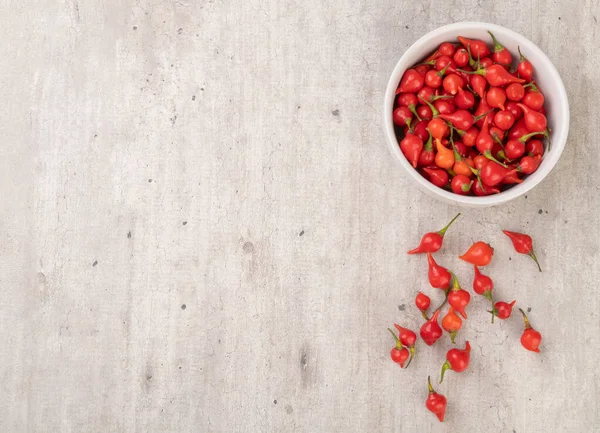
[1,0,599,432]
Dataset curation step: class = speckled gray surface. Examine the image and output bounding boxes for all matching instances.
[1,0,599,431]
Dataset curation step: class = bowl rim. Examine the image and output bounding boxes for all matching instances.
[383,21,570,207]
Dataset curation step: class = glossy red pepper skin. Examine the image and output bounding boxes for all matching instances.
[396,69,425,94]
[459,241,494,266]
[457,36,490,58]
[426,376,447,422]
[493,300,516,320]
[503,230,542,272]
[473,265,493,299]
[390,346,410,367]
[407,213,461,254]
[420,309,443,346]
[427,253,452,289]
[448,286,470,320]
[439,341,471,383]
[519,309,542,353]
[415,292,431,316]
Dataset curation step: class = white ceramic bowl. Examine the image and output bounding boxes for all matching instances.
[383,22,569,207]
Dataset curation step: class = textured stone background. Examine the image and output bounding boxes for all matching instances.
[1,0,599,431]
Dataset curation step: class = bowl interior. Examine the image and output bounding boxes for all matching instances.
[384,22,569,207]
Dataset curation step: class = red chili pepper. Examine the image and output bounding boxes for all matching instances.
[399,133,423,168]
[427,252,452,289]
[417,131,434,167]
[427,118,449,141]
[508,117,529,140]
[475,114,494,154]
[393,324,417,367]
[517,103,547,133]
[450,174,473,195]
[473,264,497,322]
[501,170,523,185]
[473,265,493,299]
[470,74,487,98]
[396,69,425,94]
[473,178,500,196]
[494,109,515,131]
[506,83,525,102]
[462,127,479,147]
[397,92,418,108]
[442,73,464,95]
[441,306,462,344]
[439,341,471,383]
[413,120,430,142]
[424,63,450,89]
[517,46,534,81]
[519,308,542,353]
[480,161,516,187]
[422,167,449,188]
[488,31,512,65]
[479,56,493,68]
[492,300,516,320]
[407,213,461,254]
[420,309,443,346]
[459,241,494,266]
[504,138,525,160]
[453,48,469,67]
[426,376,447,422]
[457,36,490,58]
[486,86,506,110]
[502,230,542,272]
[454,88,475,109]
[464,64,525,87]
[526,139,545,157]
[415,291,431,319]
[517,155,542,175]
[387,328,410,367]
[506,101,523,120]
[393,106,413,128]
[447,274,470,319]
[522,83,545,110]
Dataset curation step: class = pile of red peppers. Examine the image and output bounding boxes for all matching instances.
[388,213,543,422]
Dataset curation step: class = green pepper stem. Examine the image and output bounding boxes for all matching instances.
[439,361,451,383]
[519,308,532,329]
[487,30,503,52]
[483,151,509,168]
[529,250,542,272]
[427,376,435,393]
[437,213,461,236]
[418,95,439,117]
[473,109,494,122]
[387,328,402,348]
[405,347,416,368]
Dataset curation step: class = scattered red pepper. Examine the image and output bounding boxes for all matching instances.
[447,274,470,319]
[415,291,431,319]
[519,308,542,353]
[427,252,452,289]
[440,341,471,383]
[420,309,443,346]
[388,328,411,367]
[394,324,417,367]
[502,230,542,272]
[426,376,447,422]
[492,300,516,320]
[459,241,494,266]
[407,213,461,254]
